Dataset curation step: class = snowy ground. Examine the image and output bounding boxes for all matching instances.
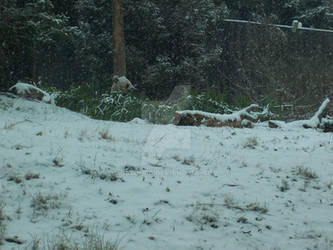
[0,95,333,250]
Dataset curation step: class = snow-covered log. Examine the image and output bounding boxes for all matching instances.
[302,98,330,129]
[268,98,331,131]
[9,82,54,104]
[173,104,260,127]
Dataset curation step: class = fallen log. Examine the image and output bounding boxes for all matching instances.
[267,98,331,131]
[9,82,54,104]
[173,104,260,127]
[302,98,330,129]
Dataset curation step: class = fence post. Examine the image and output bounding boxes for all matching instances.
[292,20,300,32]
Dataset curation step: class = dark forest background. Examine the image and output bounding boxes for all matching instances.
[1,0,333,116]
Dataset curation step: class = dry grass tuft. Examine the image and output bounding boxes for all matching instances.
[223,196,268,214]
[294,166,318,180]
[80,166,122,182]
[78,130,90,141]
[99,129,115,141]
[25,172,40,180]
[186,203,220,229]
[7,174,23,184]
[0,202,6,245]
[243,137,258,149]
[246,202,268,214]
[182,156,195,165]
[31,231,119,250]
[279,179,289,192]
[31,192,65,217]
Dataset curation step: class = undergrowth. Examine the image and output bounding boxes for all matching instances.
[43,84,250,123]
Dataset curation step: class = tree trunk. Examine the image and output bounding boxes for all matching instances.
[112,0,126,76]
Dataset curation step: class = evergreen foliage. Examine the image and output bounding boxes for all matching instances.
[49,84,233,123]
[55,84,142,122]
[0,0,332,114]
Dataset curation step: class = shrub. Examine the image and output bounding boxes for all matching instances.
[94,92,142,121]
[53,84,143,122]
[232,93,251,108]
[55,83,100,116]
[187,88,232,114]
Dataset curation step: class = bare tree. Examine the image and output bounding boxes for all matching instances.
[112,0,126,76]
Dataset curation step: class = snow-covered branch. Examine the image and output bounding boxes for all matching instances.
[303,98,330,128]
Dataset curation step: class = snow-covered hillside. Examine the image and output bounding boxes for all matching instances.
[0,95,333,250]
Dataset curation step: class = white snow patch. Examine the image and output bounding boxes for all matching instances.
[129,117,149,125]
[0,96,333,250]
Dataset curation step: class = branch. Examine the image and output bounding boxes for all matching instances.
[303,98,330,128]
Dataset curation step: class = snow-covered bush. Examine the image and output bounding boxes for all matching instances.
[95,92,142,121]
[187,89,232,114]
[54,85,142,122]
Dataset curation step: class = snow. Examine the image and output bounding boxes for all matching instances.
[129,117,150,125]
[0,95,333,250]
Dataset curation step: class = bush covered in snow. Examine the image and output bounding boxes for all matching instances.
[95,92,142,121]
[187,89,233,115]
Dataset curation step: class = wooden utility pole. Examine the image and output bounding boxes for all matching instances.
[112,0,126,76]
